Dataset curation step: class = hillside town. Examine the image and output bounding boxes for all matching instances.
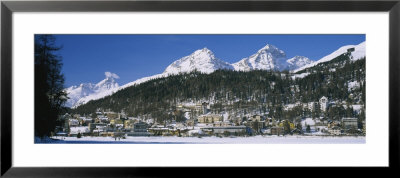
[55,96,365,140]
[34,35,366,145]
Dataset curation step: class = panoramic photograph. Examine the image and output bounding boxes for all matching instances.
[34,34,366,144]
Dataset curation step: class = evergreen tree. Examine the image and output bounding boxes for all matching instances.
[296,121,302,132]
[306,125,311,133]
[315,102,321,118]
[35,35,68,138]
[283,120,291,134]
[358,107,366,129]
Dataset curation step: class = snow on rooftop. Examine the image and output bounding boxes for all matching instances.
[352,105,363,111]
[348,81,360,91]
[70,126,90,134]
[291,72,310,80]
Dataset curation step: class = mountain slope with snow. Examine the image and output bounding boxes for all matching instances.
[285,56,314,71]
[65,83,96,108]
[232,44,287,71]
[65,72,120,108]
[293,41,365,73]
[121,45,292,90]
[120,48,234,91]
[163,47,233,75]
[119,73,168,90]
[349,41,366,61]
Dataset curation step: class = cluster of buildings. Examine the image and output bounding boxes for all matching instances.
[284,96,330,112]
[57,98,365,138]
[298,117,364,136]
[59,112,152,138]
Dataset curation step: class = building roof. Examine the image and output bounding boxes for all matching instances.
[330,126,342,130]
[342,118,358,121]
[69,126,90,134]
[198,114,222,117]
[202,126,247,129]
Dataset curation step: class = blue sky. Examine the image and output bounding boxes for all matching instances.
[53,34,365,87]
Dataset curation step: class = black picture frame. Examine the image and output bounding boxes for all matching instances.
[1,0,399,177]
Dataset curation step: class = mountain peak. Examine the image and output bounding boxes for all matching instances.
[258,44,284,53]
[201,47,211,51]
[286,56,314,70]
[259,44,274,51]
[192,47,214,57]
[257,43,286,59]
[233,44,287,71]
[65,72,120,108]
[287,56,308,62]
[163,48,232,75]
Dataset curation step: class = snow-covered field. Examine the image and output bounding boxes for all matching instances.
[36,135,365,144]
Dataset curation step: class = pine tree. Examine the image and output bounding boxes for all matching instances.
[296,122,303,133]
[306,125,311,133]
[35,35,68,138]
[283,120,291,134]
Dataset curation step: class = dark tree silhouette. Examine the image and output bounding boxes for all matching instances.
[35,35,68,138]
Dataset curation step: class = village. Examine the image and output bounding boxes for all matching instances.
[55,96,366,140]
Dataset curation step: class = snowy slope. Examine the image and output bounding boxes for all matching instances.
[293,41,365,73]
[65,83,96,107]
[65,72,120,108]
[120,48,234,90]
[233,44,287,71]
[163,47,233,74]
[285,56,314,71]
[119,73,168,90]
[349,41,366,61]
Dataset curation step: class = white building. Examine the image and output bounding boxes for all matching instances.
[99,116,109,123]
[68,119,79,127]
[307,102,315,111]
[328,126,342,135]
[319,96,329,112]
[69,126,90,135]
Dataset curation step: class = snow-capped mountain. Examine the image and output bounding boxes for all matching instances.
[232,44,287,71]
[66,41,365,108]
[293,41,365,73]
[65,72,120,108]
[67,47,235,108]
[285,56,314,71]
[163,47,233,74]
[65,83,96,107]
[119,48,234,91]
